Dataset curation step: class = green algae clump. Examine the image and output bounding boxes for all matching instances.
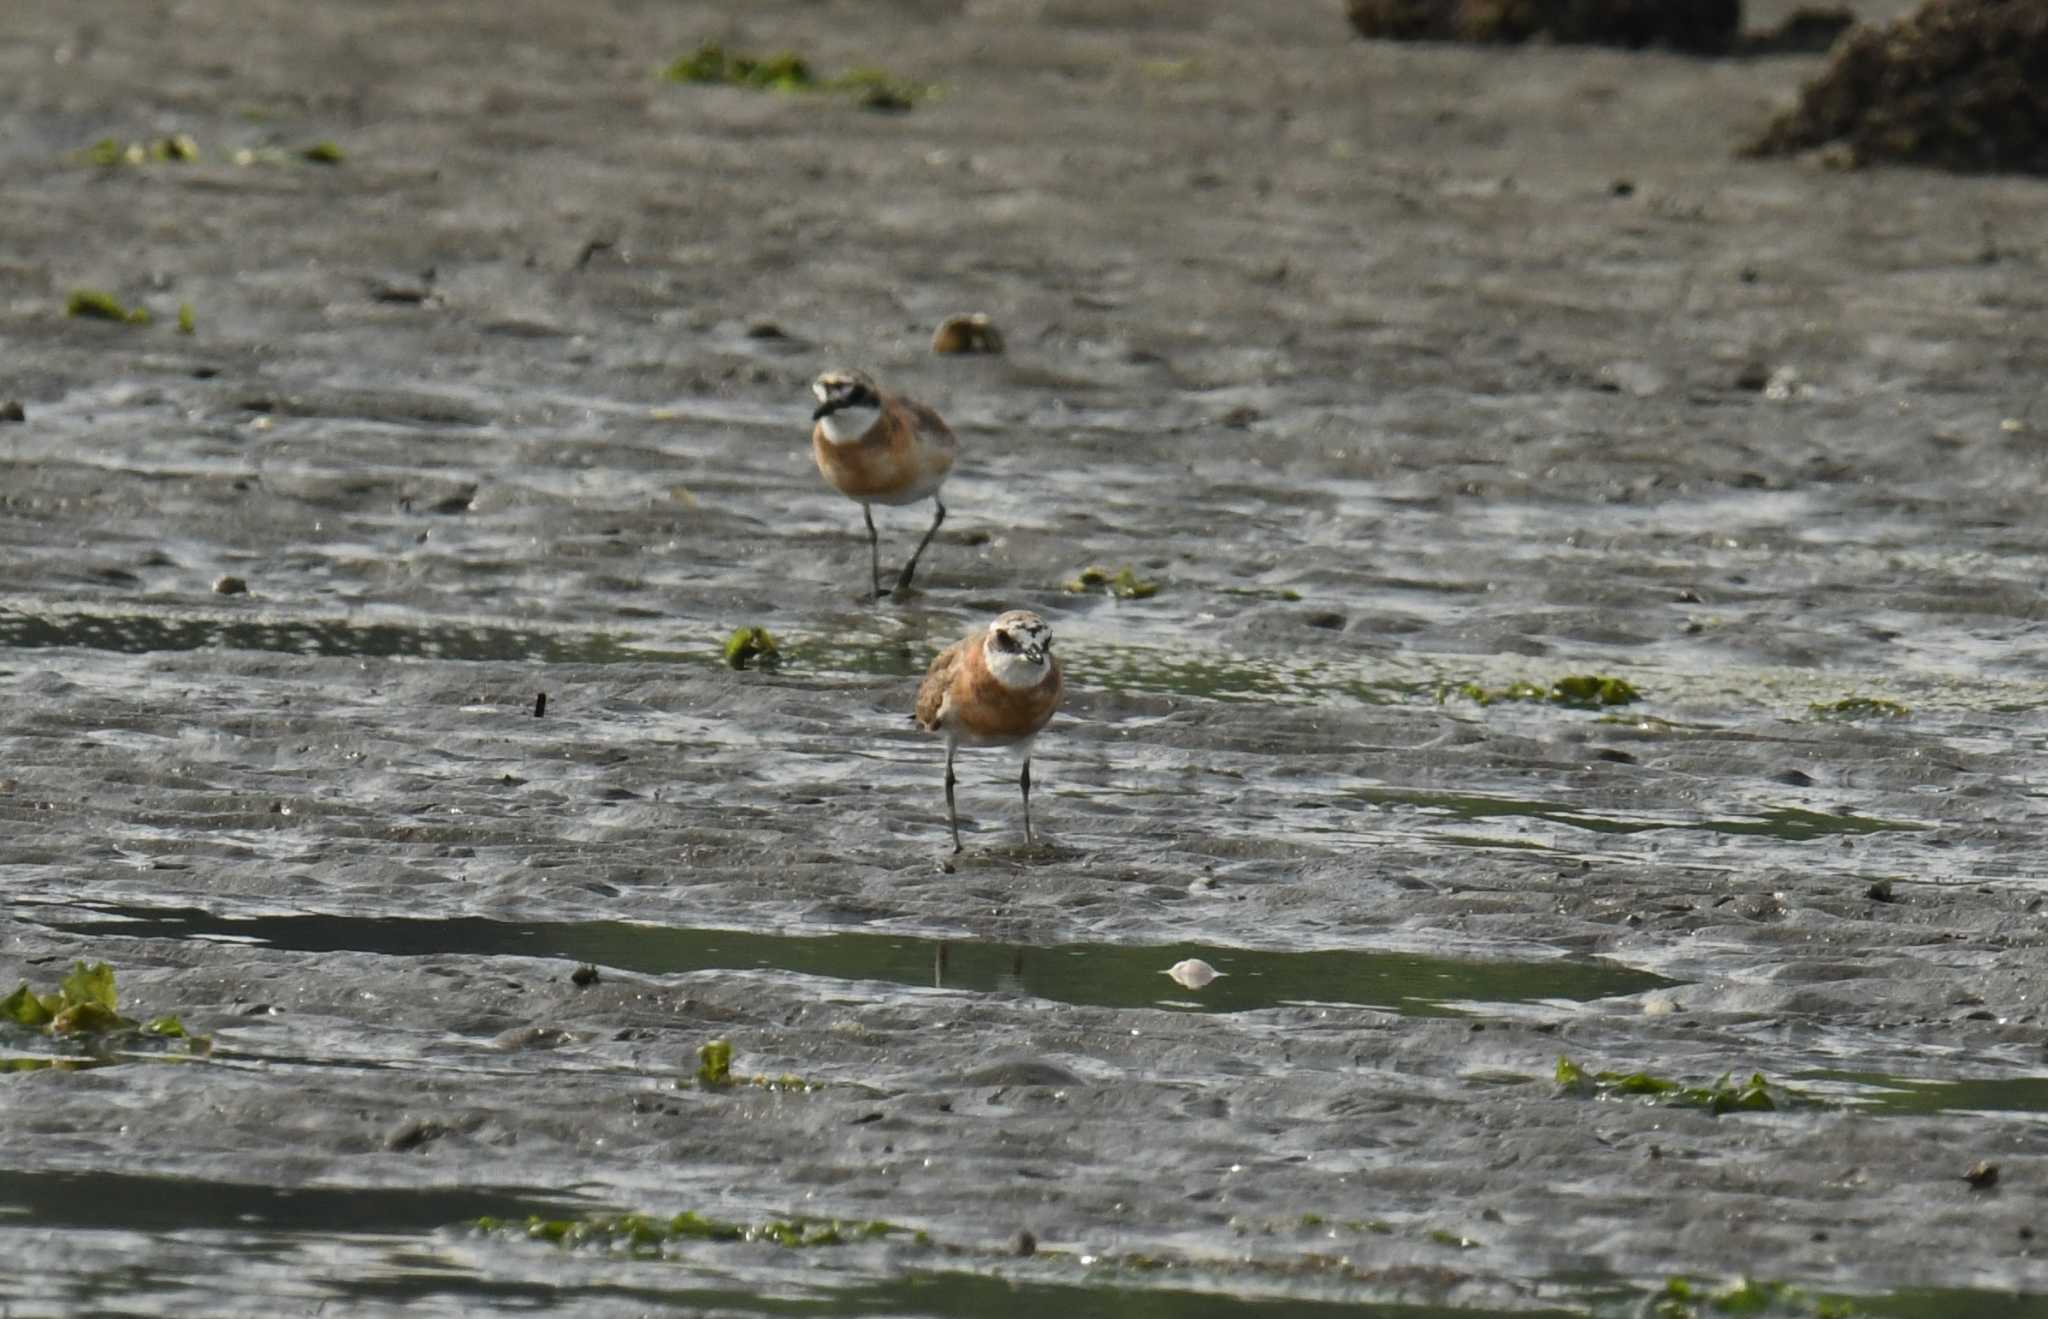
[1064,565,1161,599]
[1811,696,1909,720]
[1654,1276,1856,1318]
[723,625,779,670]
[664,42,928,110]
[1454,674,1640,709]
[1,960,211,1056]
[66,289,151,325]
[665,43,816,91]
[1557,1056,1787,1116]
[480,1209,903,1253]
[696,1037,733,1086]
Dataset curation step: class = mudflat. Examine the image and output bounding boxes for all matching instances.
[4,0,2047,1313]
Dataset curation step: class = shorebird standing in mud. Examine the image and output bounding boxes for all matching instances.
[915,610,1063,852]
[809,369,958,600]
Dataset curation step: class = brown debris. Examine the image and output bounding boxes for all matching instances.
[1743,0,2048,174]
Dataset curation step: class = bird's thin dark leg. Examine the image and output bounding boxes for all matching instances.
[895,497,946,596]
[1020,756,1033,845]
[945,742,961,853]
[863,504,883,600]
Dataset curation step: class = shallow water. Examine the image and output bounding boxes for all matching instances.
[21,901,1675,1016]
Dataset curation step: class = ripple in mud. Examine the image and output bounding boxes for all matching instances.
[0,605,650,665]
[28,903,1674,1016]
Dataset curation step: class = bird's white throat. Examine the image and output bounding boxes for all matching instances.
[985,642,1049,690]
[818,404,881,445]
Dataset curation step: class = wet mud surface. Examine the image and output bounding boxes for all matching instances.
[5,0,2048,1313]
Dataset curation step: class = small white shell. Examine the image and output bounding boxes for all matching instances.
[1164,958,1223,989]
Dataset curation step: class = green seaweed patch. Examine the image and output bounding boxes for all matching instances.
[1451,674,1640,709]
[696,1037,733,1086]
[478,1209,904,1255]
[1064,565,1160,599]
[80,137,137,167]
[1654,1276,1858,1318]
[300,141,346,165]
[0,960,211,1056]
[1556,1056,1792,1116]
[691,1037,821,1092]
[1811,696,1910,720]
[77,134,199,166]
[664,43,817,91]
[723,625,780,670]
[177,303,196,335]
[664,42,929,110]
[65,289,151,325]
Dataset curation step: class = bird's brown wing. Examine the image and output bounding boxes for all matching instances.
[899,396,958,451]
[914,637,966,731]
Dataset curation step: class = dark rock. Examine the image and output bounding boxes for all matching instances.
[1738,6,1856,54]
[1744,0,2048,174]
[1346,0,1739,53]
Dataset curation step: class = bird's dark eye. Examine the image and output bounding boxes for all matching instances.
[992,632,1018,652]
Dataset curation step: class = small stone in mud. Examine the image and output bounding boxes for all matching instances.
[425,486,477,515]
[746,321,788,339]
[1964,1161,2000,1190]
[212,575,249,595]
[0,400,23,423]
[931,313,1004,355]
[494,1025,578,1050]
[1867,879,1896,902]
[370,274,436,305]
[570,963,600,987]
[1010,1229,1037,1257]
[1218,404,1261,428]
[1774,769,1816,787]
[385,1117,450,1152]
[1306,611,1346,630]
[1165,958,1223,989]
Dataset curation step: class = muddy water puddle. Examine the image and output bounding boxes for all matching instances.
[1804,1070,2048,1118]
[22,902,1672,1017]
[0,1168,585,1235]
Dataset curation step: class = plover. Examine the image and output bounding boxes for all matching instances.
[914,610,1063,852]
[809,369,958,599]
